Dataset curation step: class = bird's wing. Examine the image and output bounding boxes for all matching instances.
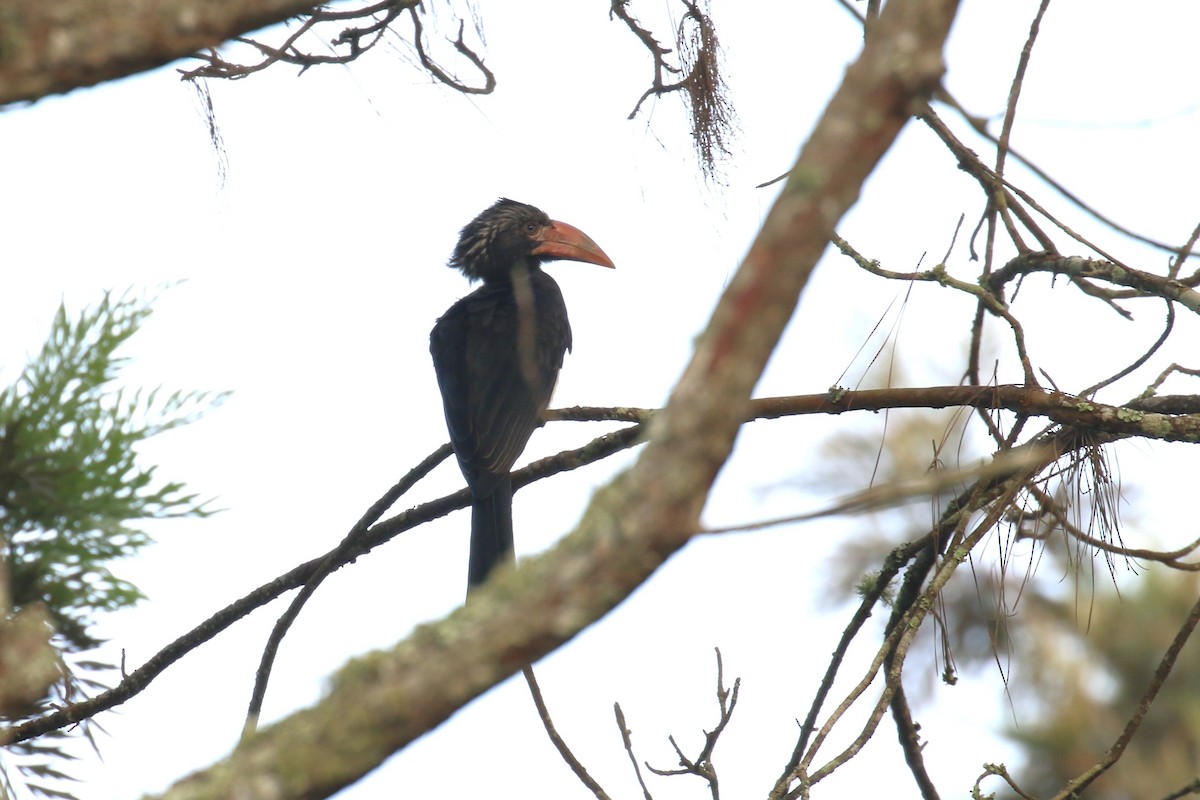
[430,298,478,476]
[430,280,567,498]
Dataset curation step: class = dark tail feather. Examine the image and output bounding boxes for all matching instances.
[468,475,514,590]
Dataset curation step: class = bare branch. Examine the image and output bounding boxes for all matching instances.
[408,12,495,93]
[241,444,454,740]
[934,88,1200,261]
[0,0,324,105]
[524,667,611,800]
[611,0,737,181]
[644,650,739,799]
[973,763,1039,800]
[797,476,1027,794]
[1162,778,1200,800]
[614,703,655,800]
[987,253,1200,315]
[175,1,495,98]
[1019,483,1200,571]
[10,372,1199,748]
[2,424,643,746]
[127,3,961,796]
[767,536,925,799]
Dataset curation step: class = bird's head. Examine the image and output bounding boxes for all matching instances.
[450,198,615,282]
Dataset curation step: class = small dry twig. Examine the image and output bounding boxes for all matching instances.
[644,649,740,800]
[179,0,494,95]
[524,666,611,800]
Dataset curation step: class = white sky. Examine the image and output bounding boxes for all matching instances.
[3,1,1200,798]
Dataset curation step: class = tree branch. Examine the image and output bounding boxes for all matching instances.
[643,649,739,800]
[7,376,1198,750]
[987,253,1200,314]
[2,424,643,746]
[614,702,655,800]
[241,443,454,740]
[132,2,959,797]
[524,666,611,800]
[0,0,323,105]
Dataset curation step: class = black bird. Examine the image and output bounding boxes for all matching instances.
[430,199,614,591]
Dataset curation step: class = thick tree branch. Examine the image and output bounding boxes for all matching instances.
[135,2,959,798]
[0,0,322,106]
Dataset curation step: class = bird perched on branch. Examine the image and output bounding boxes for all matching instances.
[430,198,615,592]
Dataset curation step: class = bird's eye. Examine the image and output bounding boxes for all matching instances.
[525,222,538,234]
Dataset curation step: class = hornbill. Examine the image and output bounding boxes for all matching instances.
[430,198,614,591]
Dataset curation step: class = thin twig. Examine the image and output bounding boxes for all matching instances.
[1079,301,1174,398]
[241,443,453,739]
[993,0,1052,184]
[614,703,655,800]
[1135,364,1200,405]
[644,650,739,800]
[1168,219,1200,279]
[524,666,611,800]
[1022,483,1200,569]
[768,537,927,800]
[974,763,1039,800]
[409,11,495,93]
[797,477,1028,794]
[179,0,495,95]
[1162,778,1200,800]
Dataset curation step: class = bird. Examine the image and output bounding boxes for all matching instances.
[429,198,614,592]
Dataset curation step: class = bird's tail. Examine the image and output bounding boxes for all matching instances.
[468,475,514,590]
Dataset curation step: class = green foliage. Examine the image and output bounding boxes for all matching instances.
[0,291,225,651]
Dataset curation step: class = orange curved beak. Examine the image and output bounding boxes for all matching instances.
[532,220,616,269]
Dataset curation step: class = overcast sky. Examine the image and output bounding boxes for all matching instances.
[4,1,1200,798]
